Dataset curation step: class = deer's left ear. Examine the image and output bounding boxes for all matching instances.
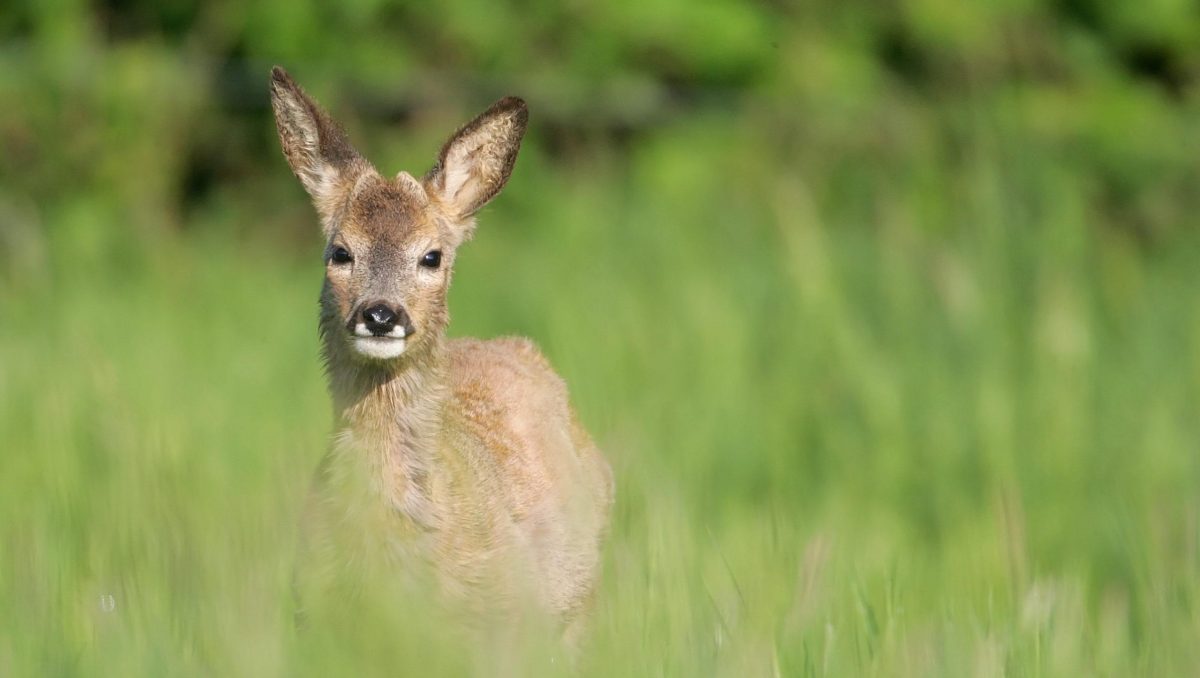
[424,97,527,224]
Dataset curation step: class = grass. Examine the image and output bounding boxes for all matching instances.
[3,108,1200,676]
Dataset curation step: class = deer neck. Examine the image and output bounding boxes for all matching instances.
[323,336,447,530]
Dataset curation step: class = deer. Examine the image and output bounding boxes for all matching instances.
[269,67,614,650]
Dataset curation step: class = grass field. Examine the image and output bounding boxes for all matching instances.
[4,111,1200,675]
[3,3,1200,672]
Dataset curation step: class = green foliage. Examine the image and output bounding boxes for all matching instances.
[2,0,1200,675]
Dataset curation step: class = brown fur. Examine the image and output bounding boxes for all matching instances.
[269,67,613,640]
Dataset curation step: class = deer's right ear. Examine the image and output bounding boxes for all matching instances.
[270,67,367,231]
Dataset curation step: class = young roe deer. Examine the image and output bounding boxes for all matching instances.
[269,67,613,639]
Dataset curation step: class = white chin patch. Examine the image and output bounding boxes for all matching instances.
[353,337,407,360]
[351,322,409,360]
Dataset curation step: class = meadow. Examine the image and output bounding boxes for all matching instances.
[3,1,1200,675]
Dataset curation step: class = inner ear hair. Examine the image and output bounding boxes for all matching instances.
[426,96,528,219]
[270,67,368,207]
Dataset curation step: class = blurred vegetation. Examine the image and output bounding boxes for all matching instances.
[3,0,1200,675]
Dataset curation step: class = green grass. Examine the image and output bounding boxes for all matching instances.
[4,105,1200,676]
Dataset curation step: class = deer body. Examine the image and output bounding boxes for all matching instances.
[270,68,612,633]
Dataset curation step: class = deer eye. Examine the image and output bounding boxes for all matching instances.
[330,247,353,264]
[420,250,442,269]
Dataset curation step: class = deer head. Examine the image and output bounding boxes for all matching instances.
[269,66,527,362]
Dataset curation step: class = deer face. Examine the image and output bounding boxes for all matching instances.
[319,174,451,360]
[269,67,527,362]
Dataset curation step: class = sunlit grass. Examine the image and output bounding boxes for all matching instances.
[3,116,1200,676]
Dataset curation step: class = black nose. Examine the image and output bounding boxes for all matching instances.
[362,303,398,336]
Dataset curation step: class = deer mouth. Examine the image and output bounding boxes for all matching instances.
[350,323,408,360]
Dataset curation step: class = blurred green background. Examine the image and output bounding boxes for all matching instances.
[3,0,1200,675]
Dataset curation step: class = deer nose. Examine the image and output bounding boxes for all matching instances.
[362,303,399,336]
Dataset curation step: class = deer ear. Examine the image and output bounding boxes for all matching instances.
[270,67,368,231]
[425,97,527,223]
